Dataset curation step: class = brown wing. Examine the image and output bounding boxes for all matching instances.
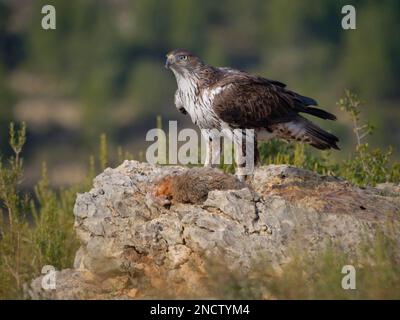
[211,73,330,129]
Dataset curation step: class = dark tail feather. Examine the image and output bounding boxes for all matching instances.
[304,121,340,150]
[303,107,337,120]
[296,94,337,120]
[298,94,318,106]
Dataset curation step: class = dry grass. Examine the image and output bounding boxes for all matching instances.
[201,229,400,300]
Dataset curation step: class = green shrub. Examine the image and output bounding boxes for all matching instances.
[31,163,79,269]
[0,123,81,299]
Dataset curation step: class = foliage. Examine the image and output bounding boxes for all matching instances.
[0,123,82,299]
[337,90,400,185]
[30,163,79,269]
[0,123,30,298]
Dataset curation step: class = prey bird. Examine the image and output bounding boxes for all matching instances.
[165,49,339,180]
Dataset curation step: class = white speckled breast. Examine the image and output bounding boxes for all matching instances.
[175,72,221,130]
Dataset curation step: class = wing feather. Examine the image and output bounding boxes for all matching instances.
[211,74,299,128]
[210,70,337,128]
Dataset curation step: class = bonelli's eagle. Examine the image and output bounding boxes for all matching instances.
[165,49,339,179]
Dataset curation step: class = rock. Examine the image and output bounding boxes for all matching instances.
[26,161,400,299]
[375,182,400,197]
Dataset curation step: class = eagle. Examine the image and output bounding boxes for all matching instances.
[165,49,339,180]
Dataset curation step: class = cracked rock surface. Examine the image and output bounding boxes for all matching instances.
[27,161,400,299]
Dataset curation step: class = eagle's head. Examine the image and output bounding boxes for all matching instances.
[165,49,204,74]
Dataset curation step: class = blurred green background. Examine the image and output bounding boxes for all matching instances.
[0,0,399,187]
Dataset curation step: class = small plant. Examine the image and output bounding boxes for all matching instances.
[337,90,399,186]
[31,163,79,269]
[0,123,86,299]
[0,122,31,297]
[258,138,338,177]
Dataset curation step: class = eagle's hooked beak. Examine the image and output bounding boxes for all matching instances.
[165,55,174,69]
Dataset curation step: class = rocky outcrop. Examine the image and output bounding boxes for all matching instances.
[26,161,400,299]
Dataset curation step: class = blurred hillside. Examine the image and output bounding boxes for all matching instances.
[0,0,399,186]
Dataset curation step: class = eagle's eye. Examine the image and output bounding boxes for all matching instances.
[178,55,188,61]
